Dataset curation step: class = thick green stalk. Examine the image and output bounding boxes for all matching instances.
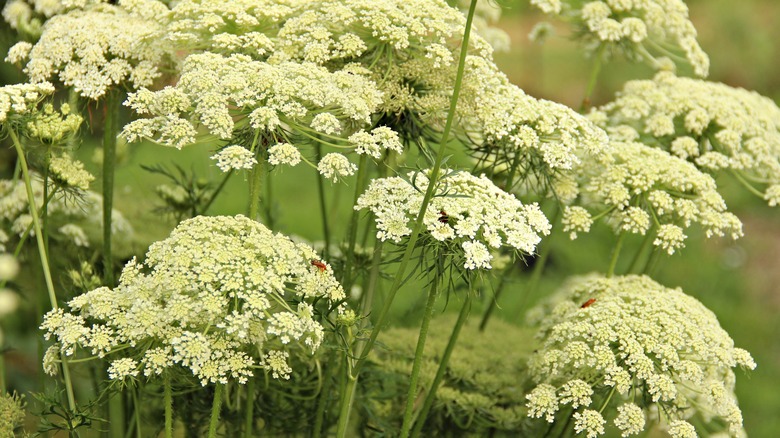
[102,91,119,286]
[243,376,255,438]
[208,384,223,438]
[411,293,472,437]
[248,160,264,221]
[164,375,173,438]
[335,3,480,435]
[400,277,440,438]
[9,130,78,415]
[341,154,369,290]
[132,388,142,438]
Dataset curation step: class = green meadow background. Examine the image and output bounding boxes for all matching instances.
[1,1,778,436]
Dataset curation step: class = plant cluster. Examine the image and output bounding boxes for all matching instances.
[0,0,771,437]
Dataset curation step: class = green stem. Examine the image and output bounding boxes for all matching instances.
[315,144,331,258]
[248,159,264,221]
[264,160,274,228]
[341,154,369,290]
[312,359,335,437]
[103,91,119,286]
[478,264,512,331]
[411,293,472,437]
[132,388,142,438]
[580,44,605,112]
[627,231,654,274]
[607,232,626,278]
[202,169,233,214]
[400,276,440,438]
[208,384,223,438]
[514,206,560,321]
[335,345,357,437]
[243,376,255,438]
[335,2,480,435]
[9,130,78,414]
[164,375,173,438]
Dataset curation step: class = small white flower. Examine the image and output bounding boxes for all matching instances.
[108,358,139,380]
[211,145,257,172]
[317,153,357,182]
[573,409,606,438]
[614,403,645,437]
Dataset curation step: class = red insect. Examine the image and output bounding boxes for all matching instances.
[580,298,597,309]
[311,259,327,272]
[438,210,449,224]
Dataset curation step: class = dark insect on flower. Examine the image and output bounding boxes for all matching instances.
[580,298,596,309]
[311,259,327,272]
[438,210,449,224]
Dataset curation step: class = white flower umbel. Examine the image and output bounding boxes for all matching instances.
[48,155,94,190]
[317,153,357,182]
[122,52,383,150]
[355,169,551,270]
[41,215,346,385]
[525,274,755,436]
[210,145,257,172]
[562,141,743,254]
[268,143,302,167]
[530,0,709,76]
[13,3,168,100]
[0,82,55,125]
[592,72,780,205]
[460,56,609,194]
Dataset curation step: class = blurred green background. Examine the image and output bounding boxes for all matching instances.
[1,0,779,436]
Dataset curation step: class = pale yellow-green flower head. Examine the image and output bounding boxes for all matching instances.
[591,72,780,206]
[525,274,755,437]
[530,0,709,77]
[356,169,551,270]
[41,215,346,385]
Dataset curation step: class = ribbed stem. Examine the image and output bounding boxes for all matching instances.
[248,159,264,221]
[9,130,78,415]
[243,376,255,438]
[400,277,440,438]
[341,154,369,291]
[164,375,173,438]
[207,384,223,438]
[411,293,472,437]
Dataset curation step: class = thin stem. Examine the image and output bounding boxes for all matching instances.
[341,154,369,290]
[478,264,512,331]
[132,388,142,438]
[202,169,234,214]
[208,384,223,438]
[315,144,331,258]
[411,293,472,437]
[9,130,78,414]
[243,376,255,438]
[514,206,560,321]
[335,2,480,434]
[607,232,626,278]
[312,359,335,437]
[580,44,605,112]
[164,375,173,438]
[627,231,654,274]
[400,276,440,438]
[102,91,119,286]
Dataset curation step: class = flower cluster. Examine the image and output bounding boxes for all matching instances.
[561,140,743,254]
[356,169,551,270]
[362,315,531,433]
[24,102,83,142]
[9,3,168,99]
[525,274,755,437]
[530,0,709,76]
[0,176,133,252]
[210,145,257,173]
[0,81,55,125]
[591,72,780,206]
[41,215,346,385]
[460,56,609,193]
